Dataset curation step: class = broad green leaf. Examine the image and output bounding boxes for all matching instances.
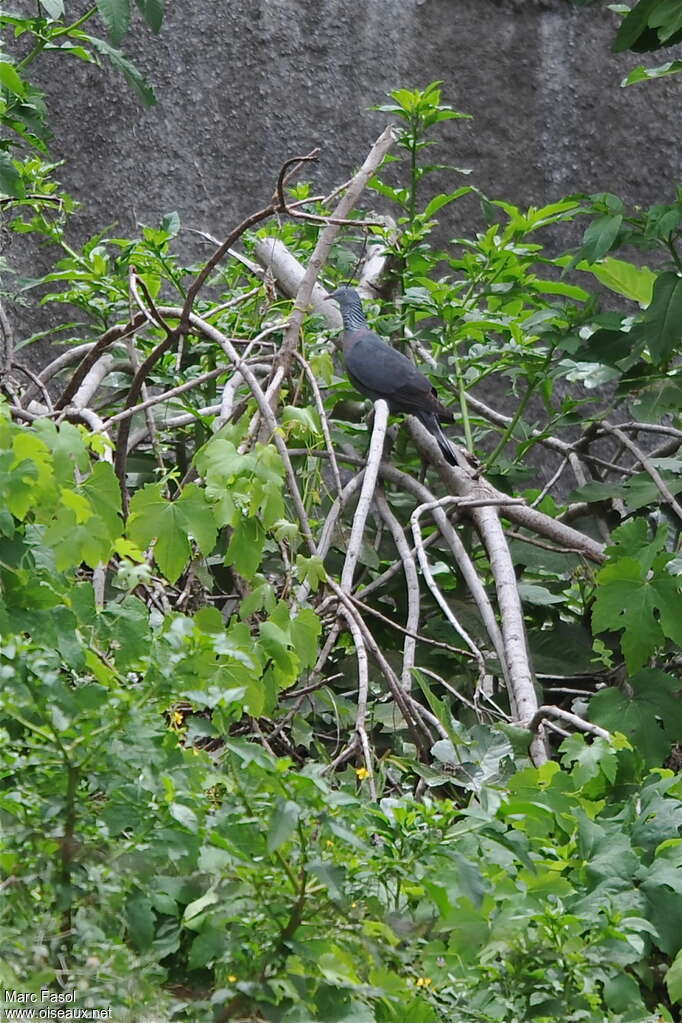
[665,949,682,1004]
[650,0,682,41]
[182,889,219,922]
[580,214,622,262]
[289,608,321,669]
[517,582,564,606]
[295,554,327,590]
[128,483,216,584]
[317,945,362,986]
[613,0,660,51]
[580,257,656,304]
[307,860,346,900]
[188,926,224,969]
[126,892,155,950]
[0,62,25,97]
[80,460,122,541]
[96,0,130,45]
[589,670,682,766]
[225,516,264,580]
[0,152,24,199]
[267,798,300,853]
[169,802,199,833]
[530,278,589,302]
[632,270,682,363]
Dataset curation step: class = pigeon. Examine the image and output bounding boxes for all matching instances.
[325,286,457,465]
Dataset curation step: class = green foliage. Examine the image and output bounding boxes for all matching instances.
[2,31,682,1023]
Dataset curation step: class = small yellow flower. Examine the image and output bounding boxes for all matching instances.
[415,977,432,988]
[355,766,370,780]
[325,839,334,848]
[228,975,237,983]
[170,710,184,727]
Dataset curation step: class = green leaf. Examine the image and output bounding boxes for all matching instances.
[650,0,682,41]
[225,516,264,580]
[0,62,25,97]
[580,257,656,304]
[592,523,682,669]
[308,860,346,901]
[613,0,660,51]
[0,152,24,199]
[86,35,156,105]
[182,889,219,923]
[135,0,164,32]
[267,798,300,853]
[169,802,199,833]
[665,949,682,1004]
[517,582,565,606]
[623,59,682,85]
[295,554,327,590]
[96,0,130,45]
[589,670,682,766]
[39,0,65,16]
[289,608,321,669]
[128,483,216,584]
[188,926,224,969]
[423,187,473,219]
[580,214,623,262]
[126,892,155,950]
[632,270,682,363]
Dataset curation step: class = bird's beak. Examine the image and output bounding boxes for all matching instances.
[323,294,333,301]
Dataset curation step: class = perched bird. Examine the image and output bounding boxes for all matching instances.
[325,286,457,465]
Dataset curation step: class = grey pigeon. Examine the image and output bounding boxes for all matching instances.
[326,286,457,465]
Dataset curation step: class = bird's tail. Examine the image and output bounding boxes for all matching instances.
[415,411,458,466]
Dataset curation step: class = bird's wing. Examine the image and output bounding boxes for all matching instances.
[344,332,434,410]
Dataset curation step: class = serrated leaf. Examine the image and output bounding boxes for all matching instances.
[135,0,163,32]
[86,34,156,105]
[589,670,682,766]
[96,0,130,45]
[267,798,300,853]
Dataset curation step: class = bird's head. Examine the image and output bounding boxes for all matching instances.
[324,286,367,329]
[324,285,359,307]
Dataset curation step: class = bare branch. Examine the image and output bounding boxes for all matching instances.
[375,488,420,692]
[602,420,682,525]
[340,399,389,592]
[529,705,610,741]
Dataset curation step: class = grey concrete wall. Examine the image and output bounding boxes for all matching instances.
[30,0,682,242]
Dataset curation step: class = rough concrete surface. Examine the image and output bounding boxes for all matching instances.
[27,0,682,236]
[7,0,682,362]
